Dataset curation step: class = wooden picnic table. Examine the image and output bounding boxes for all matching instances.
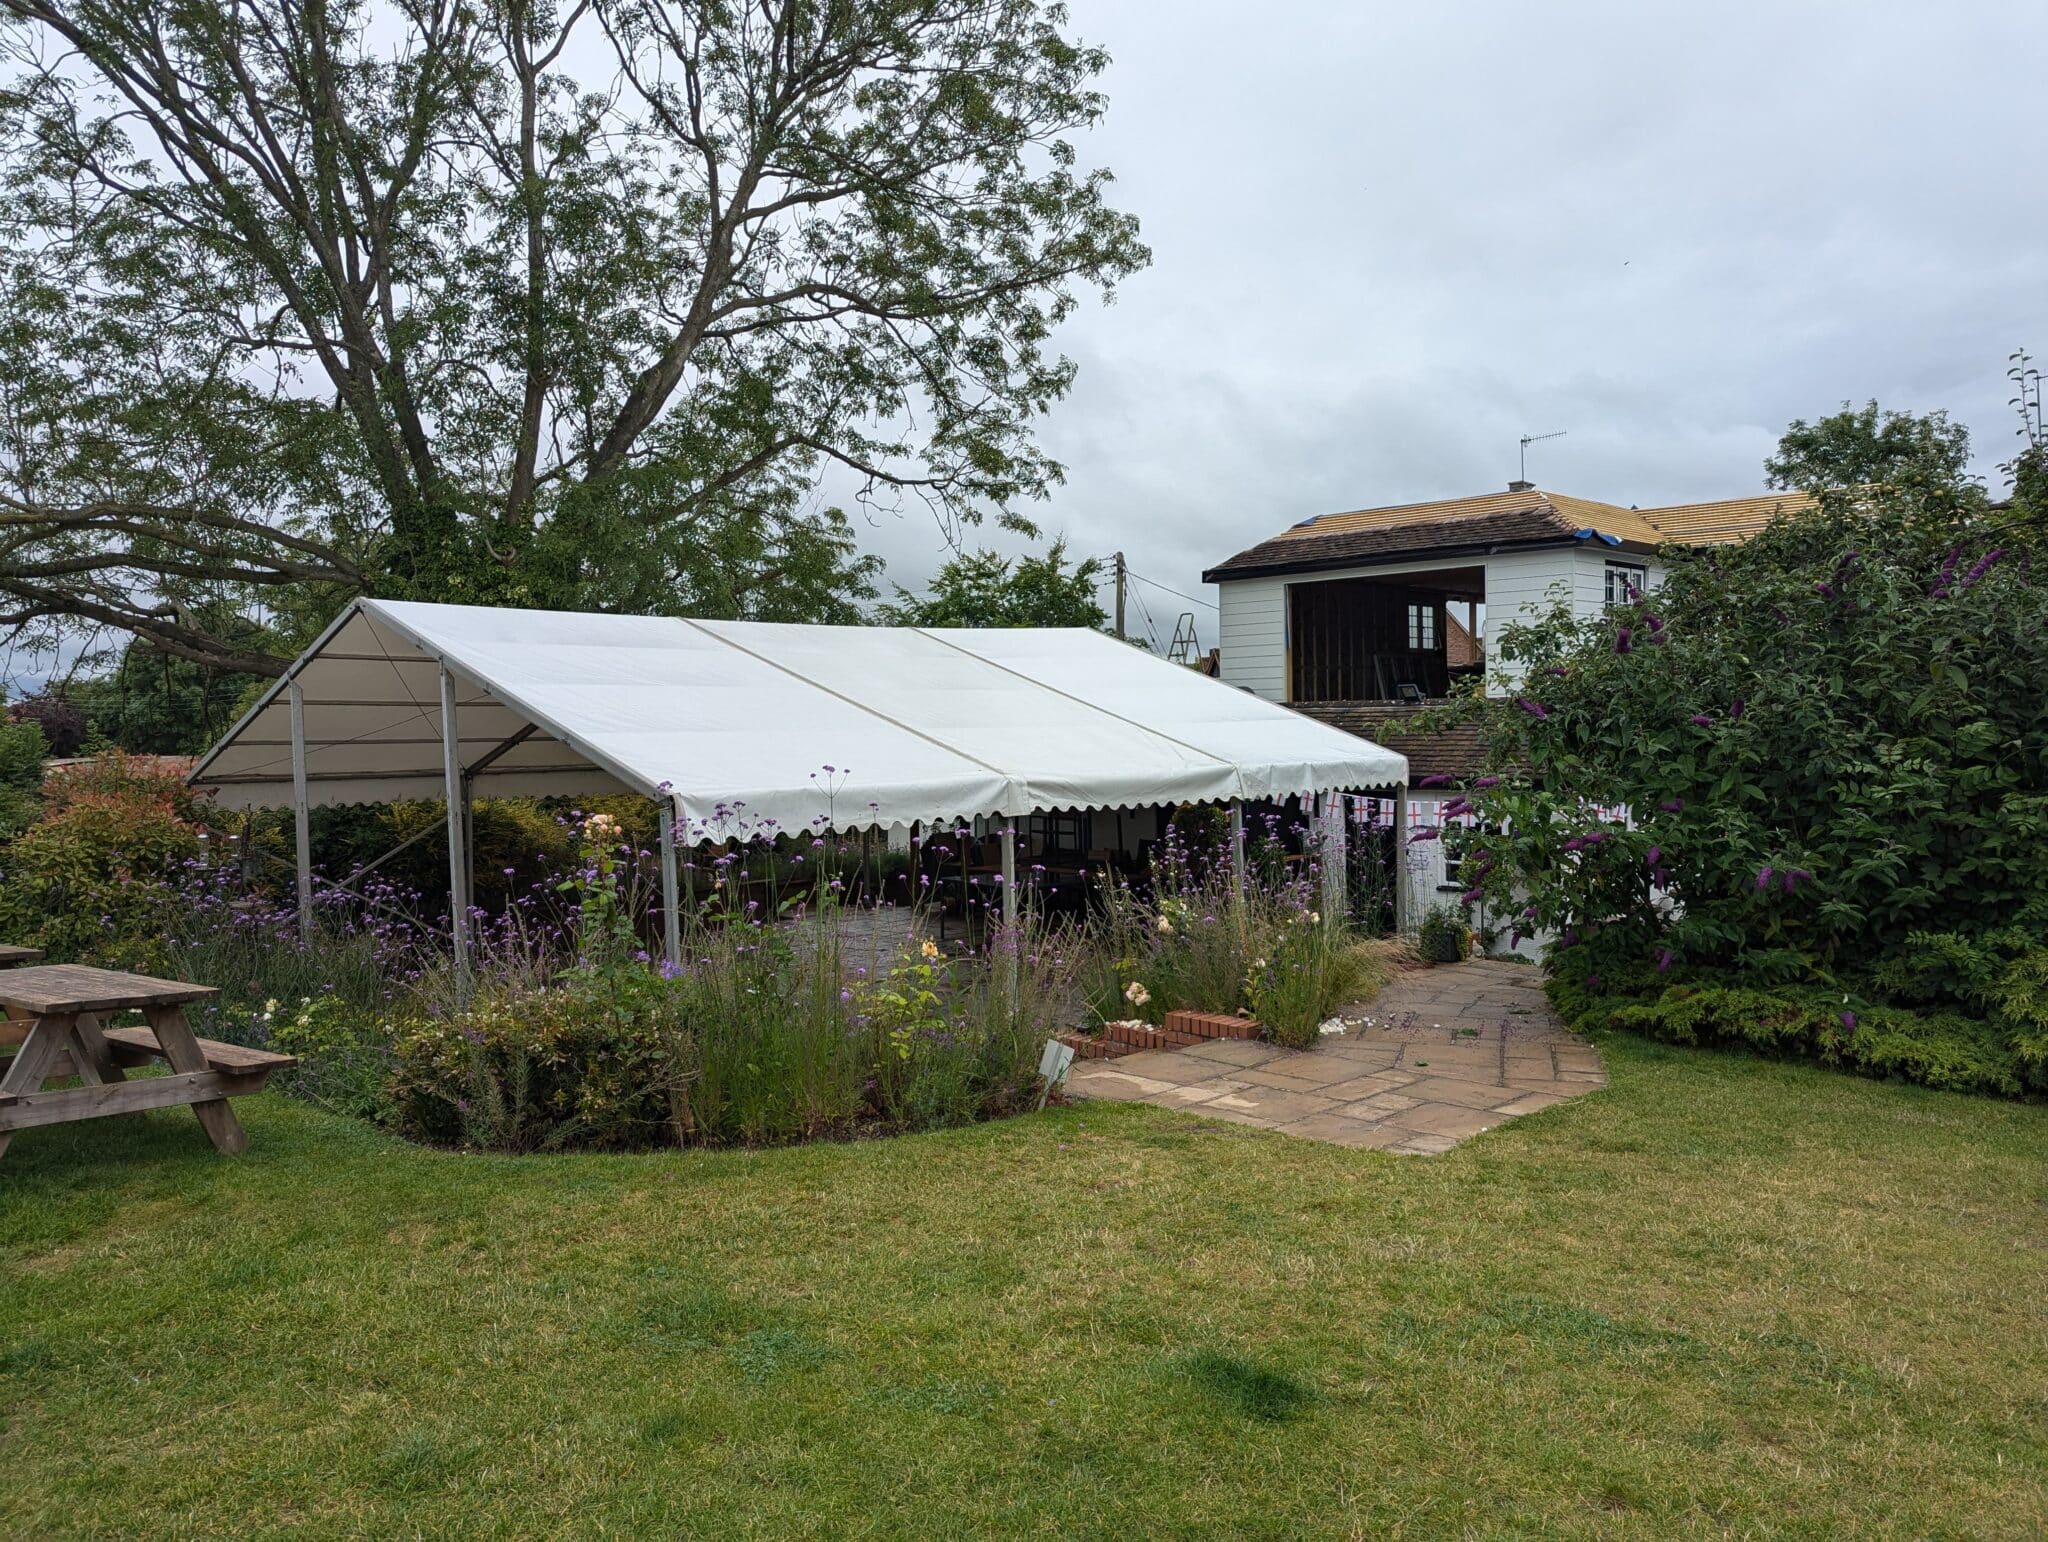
[0,965,296,1163]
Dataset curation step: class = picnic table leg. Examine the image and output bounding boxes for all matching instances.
[0,1013,75,1163]
[143,1004,248,1156]
[66,1013,126,1087]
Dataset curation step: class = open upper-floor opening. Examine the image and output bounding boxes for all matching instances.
[1287,564,1485,703]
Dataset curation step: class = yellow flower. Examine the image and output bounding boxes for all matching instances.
[1124,981,1151,1007]
[1154,914,1174,935]
[920,939,942,961]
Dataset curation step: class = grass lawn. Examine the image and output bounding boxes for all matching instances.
[2,1034,2043,1539]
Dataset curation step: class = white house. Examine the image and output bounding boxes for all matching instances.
[1202,484,1805,943]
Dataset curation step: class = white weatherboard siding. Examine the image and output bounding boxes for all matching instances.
[1217,575,1288,700]
[1401,792,1545,959]
[1216,542,1670,701]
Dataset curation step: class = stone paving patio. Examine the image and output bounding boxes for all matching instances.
[1064,958,1605,1153]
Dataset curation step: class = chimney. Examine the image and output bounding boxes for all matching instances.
[1507,479,1535,493]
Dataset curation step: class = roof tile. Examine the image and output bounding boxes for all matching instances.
[1205,489,1808,581]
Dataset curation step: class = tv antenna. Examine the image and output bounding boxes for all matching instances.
[1518,430,1567,486]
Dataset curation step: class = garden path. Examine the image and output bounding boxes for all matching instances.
[1064,959,1605,1153]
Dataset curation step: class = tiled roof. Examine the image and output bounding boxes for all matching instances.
[1290,702,1493,784]
[1204,488,1809,581]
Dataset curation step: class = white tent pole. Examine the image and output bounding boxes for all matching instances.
[1393,783,1411,935]
[1320,791,1347,920]
[1230,801,1246,894]
[287,678,312,940]
[439,664,472,1004]
[999,821,1018,928]
[659,794,681,967]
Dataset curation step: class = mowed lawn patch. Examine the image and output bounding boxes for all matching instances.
[1,1035,2043,1538]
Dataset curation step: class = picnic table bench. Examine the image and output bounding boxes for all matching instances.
[0,964,296,1162]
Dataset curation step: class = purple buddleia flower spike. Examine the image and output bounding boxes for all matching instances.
[1615,626,1633,654]
[1658,798,1685,813]
[1690,713,1714,727]
[1756,865,1774,891]
[1958,548,2006,591]
[1518,698,1550,719]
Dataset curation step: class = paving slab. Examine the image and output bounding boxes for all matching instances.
[1066,960,1604,1154]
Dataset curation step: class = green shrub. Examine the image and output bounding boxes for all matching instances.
[263,994,396,1123]
[0,711,45,839]
[1248,920,1401,1048]
[0,753,201,966]
[389,973,690,1152]
[1458,417,2047,989]
[1417,904,1470,964]
[1548,975,2035,1098]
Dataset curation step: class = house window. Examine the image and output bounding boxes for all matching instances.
[1605,561,1648,607]
[1406,603,1437,650]
[1439,832,1463,891]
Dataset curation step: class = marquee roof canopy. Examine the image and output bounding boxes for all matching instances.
[188,599,1407,833]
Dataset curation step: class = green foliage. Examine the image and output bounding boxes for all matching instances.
[0,708,45,839]
[68,640,270,755]
[877,539,1109,628]
[1765,400,1973,495]
[0,754,202,966]
[1467,405,2045,986]
[1078,821,1396,1047]
[1246,921,1396,1049]
[386,904,1062,1153]
[0,0,1147,674]
[388,976,690,1153]
[262,995,394,1124]
[1547,975,2034,1098]
[1457,394,2047,1096]
[1417,904,1471,965]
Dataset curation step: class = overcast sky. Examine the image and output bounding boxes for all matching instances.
[853,0,2048,653]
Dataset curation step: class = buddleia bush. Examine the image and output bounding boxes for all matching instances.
[1458,401,2048,1095]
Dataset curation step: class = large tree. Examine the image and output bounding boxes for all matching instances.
[876,535,1103,627]
[0,0,1146,674]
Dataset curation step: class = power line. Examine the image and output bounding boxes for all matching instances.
[1111,566,1218,612]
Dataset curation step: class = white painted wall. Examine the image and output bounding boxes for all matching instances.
[1216,574,1288,700]
[1216,543,1671,702]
